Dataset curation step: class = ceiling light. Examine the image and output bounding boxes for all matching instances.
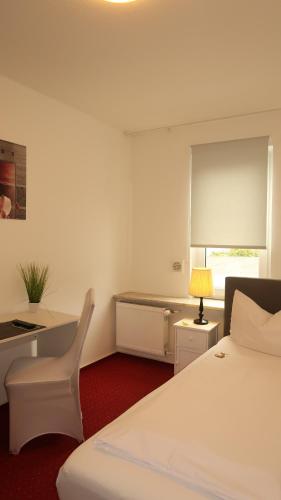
[104,0,136,3]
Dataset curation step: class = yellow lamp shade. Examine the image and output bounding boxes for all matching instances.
[189,268,213,298]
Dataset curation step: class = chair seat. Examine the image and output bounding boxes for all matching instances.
[5,356,69,386]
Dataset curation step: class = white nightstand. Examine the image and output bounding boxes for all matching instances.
[174,319,219,375]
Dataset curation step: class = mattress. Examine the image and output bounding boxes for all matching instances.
[57,337,281,500]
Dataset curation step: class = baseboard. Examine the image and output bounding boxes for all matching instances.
[116,347,174,364]
[80,350,116,368]
[81,348,175,368]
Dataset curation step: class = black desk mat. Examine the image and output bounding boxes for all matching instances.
[0,320,45,341]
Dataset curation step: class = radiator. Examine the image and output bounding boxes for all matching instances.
[116,302,170,356]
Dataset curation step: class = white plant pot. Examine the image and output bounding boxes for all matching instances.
[29,302,40,313]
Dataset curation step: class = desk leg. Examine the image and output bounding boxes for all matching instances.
[37,322,77,357]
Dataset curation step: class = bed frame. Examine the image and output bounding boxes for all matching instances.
[224,276,281,336]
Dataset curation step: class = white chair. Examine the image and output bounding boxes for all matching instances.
[5,288,95,454]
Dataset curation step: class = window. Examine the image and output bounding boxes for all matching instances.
[189,137,272,298]
[190,247,267,298]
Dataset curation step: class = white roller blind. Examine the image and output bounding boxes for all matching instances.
[190,136,269,248]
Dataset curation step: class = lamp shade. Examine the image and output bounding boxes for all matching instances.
[189,268,213,298]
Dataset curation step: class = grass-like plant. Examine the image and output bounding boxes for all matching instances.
[19,263,49,303]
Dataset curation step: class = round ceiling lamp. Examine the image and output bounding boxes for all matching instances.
[104,0,136,3]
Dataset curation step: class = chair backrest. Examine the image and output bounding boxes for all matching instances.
[62,288,95,374]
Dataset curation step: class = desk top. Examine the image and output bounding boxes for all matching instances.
[0,309,78,348]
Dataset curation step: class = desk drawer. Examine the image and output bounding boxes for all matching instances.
[176,329,207,352]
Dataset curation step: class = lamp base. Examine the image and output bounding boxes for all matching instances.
[194,318,208,325]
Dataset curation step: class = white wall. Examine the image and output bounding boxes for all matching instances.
[2,76,281,369]
[131,110,281,296]
[0,76,132,366]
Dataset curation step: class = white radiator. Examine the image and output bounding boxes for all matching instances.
[116,302,170,356]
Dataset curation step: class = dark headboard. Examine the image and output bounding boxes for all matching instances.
[224,277,281,336]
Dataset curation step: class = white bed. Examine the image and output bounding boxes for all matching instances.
[57,277,281,500]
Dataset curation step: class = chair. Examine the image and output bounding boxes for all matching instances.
[5,288,95,454]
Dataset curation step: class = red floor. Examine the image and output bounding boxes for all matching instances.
[0,353,173,500]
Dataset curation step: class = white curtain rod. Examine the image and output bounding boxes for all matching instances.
[124,106,281,137]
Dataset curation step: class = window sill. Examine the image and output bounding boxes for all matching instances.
[114,292,224,312]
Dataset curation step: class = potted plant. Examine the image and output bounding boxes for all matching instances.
[19,263,49,312]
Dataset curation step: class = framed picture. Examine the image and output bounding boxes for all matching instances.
[0,139,26,220]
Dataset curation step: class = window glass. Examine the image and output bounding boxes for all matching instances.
[190,247,267,299]
[206,248,260,293]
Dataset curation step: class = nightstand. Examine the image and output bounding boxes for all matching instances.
[174,319,219,375]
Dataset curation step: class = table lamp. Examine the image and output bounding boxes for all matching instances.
[189,267,213,325]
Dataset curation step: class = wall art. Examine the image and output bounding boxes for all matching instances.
[0,139,26,219]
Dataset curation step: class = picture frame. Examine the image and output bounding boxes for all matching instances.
[0,139,26,220]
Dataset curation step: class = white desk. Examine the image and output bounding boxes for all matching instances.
[0,309,78,405]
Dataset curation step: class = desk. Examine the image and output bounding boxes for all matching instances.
[0,309,78,405]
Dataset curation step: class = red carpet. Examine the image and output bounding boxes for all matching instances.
[0,353,173,500]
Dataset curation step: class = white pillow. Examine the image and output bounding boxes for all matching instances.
[230,289,281,356]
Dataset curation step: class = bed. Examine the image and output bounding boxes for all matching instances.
[57,277,281,500]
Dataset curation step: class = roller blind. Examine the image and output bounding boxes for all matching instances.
[190,136,269,249]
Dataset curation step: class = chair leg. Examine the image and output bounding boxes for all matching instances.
[9,447,20,455]
[9,401,24,455]
[7,385,85,453]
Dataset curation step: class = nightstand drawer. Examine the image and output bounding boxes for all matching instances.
[176,329,207,352]
[174,319,219,375]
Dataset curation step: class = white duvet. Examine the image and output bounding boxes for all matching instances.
[94,337,281,500]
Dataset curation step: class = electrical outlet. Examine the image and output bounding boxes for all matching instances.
[172,261,184,272]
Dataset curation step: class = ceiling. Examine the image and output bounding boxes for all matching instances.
[1,0,281,132]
